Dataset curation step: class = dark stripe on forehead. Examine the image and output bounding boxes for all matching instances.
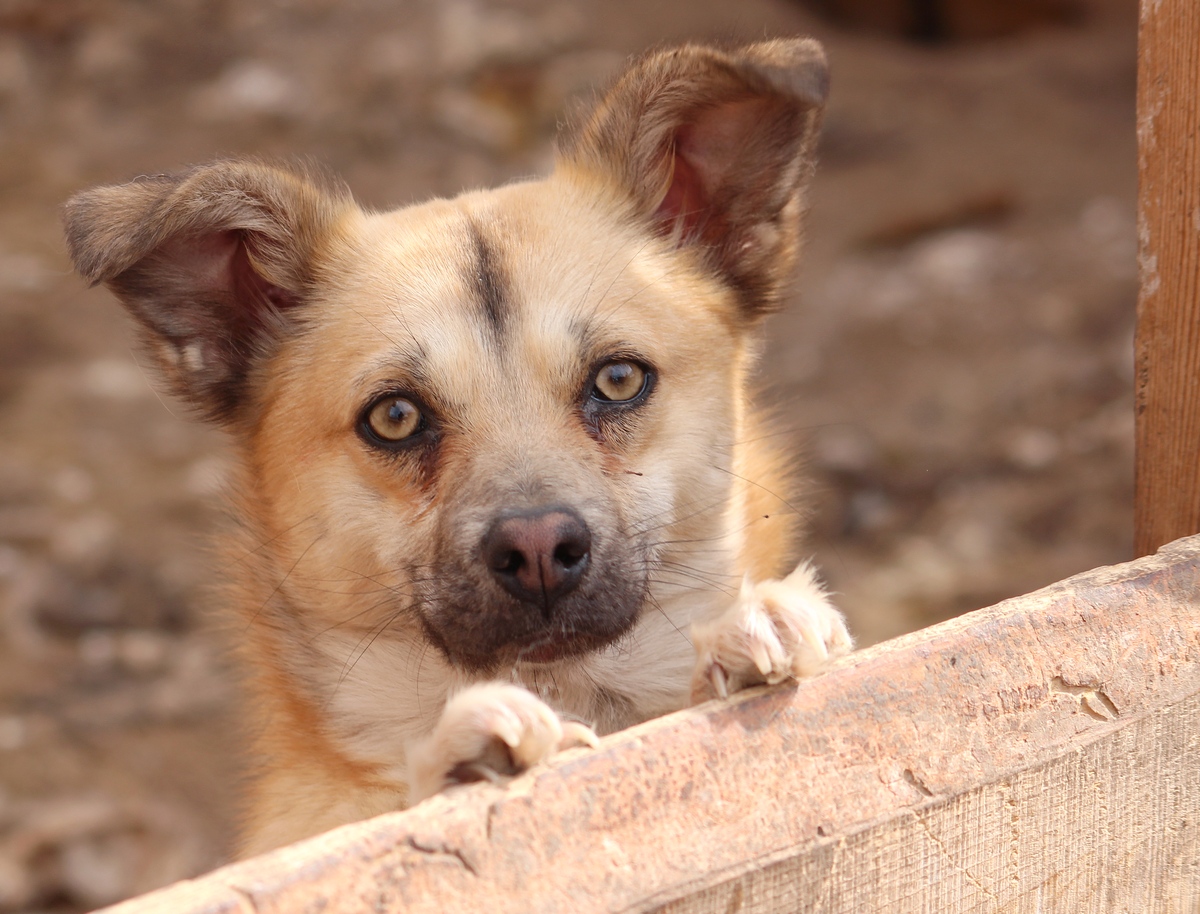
[467,219,508,340]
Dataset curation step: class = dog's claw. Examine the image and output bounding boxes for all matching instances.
[709,662,729,700]
[799,621,827,660]
[690,563,852,704]
[750,638,774,678]
[488,706,524,749]
[560,720,600,750]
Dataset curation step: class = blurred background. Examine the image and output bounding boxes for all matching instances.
[0,0,1136,909]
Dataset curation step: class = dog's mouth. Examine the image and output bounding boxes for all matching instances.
[420,523,651,674]
[421,590,644,674]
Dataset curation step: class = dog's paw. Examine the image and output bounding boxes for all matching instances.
[407,683,597,803]
[690,563,852,703]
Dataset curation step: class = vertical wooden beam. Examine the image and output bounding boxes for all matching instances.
[1135,0,1200,557]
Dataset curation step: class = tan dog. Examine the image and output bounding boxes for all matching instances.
[64,38,851,857]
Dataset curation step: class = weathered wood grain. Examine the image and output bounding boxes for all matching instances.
[1135,0,1200,556]
[95,535,1200,913]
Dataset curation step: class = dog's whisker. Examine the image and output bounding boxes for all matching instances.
[334,600,424,693]
[626,494,729,536]
[303,587,424,644]
[329,565,414,598]
[595,277,658,323]
[646,570,737,598]
[413,643,430,721]
[576,237,634,317]
[582,237,655,325]
[242,534,324,634]
[220,513,321,573]
[383,299,429,361]
[710,464,809,519]
[641,593,694,646]
[350,307,404,350]
[654,558,739,584]
[644,531,732,549]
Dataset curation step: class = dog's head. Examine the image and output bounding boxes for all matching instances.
[64,40,827,675]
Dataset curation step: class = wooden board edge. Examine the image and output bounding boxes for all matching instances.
[98,534,1200,913]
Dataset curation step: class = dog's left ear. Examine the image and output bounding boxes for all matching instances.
[558,39,828,317]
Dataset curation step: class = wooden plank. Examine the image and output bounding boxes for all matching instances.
[653,696,1200,913]
[97,535,1200,914]
[1135,0,1200,556]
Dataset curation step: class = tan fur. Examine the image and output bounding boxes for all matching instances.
[64,39,851,858]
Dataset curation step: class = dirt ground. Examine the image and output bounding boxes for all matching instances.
[0,0,1137,909]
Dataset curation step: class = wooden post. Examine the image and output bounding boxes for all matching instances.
[95,536,1200,914]
[1135,0,1200,556]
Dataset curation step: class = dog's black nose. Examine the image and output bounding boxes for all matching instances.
[482,507,591,611]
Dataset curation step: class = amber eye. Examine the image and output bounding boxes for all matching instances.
[592,361,648,403]
[363,395,423,443]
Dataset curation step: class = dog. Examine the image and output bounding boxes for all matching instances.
[63,38,852,858]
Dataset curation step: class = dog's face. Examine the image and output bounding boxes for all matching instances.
[64,40,827,677]
[259,182,753,671]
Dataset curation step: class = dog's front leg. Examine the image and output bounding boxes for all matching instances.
[690,564,853,703]
[407,683,598,803]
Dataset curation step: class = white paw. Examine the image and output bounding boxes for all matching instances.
[407,683,597,803]
[690,563,852,702]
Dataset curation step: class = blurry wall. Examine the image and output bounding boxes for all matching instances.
[0,0,1136,909]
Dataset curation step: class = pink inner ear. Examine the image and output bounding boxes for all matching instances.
[655,147,708,237]
[173,229,296,330]
[652,97,768,243]
[229,234,298,317]
[171,230,242,293]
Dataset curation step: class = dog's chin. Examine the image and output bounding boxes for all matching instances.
[513,627,621,666]
[421,600,642,675]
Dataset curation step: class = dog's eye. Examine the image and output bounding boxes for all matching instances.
[363,396,423,443]
[592,361,648,403]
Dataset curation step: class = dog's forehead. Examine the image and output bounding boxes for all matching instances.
[314,182,711,396]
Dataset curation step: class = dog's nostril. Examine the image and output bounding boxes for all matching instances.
[492,549,525,574]
[554,542,586,568]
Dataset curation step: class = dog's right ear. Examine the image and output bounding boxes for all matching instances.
[64,161,354,423]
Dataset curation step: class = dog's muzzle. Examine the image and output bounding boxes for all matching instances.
[420,502,645,672]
